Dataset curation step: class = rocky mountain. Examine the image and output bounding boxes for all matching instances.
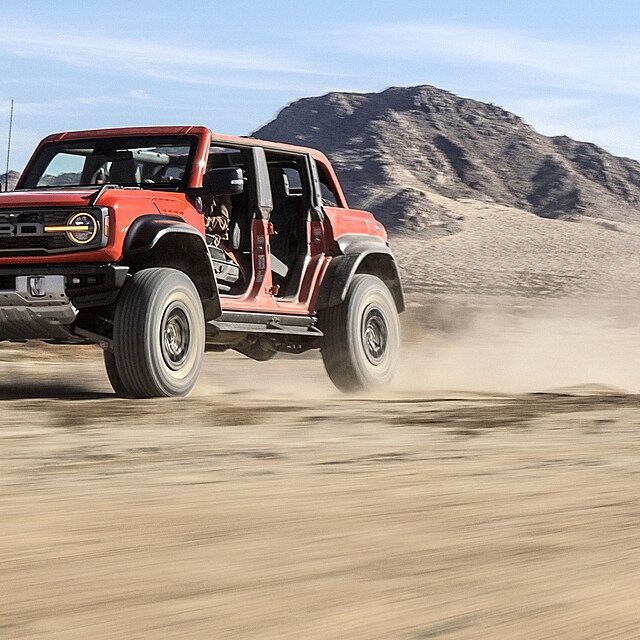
[0,170,19,191]
[254,85,640,234]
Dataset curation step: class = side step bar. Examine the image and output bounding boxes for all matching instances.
[208,311,323,336]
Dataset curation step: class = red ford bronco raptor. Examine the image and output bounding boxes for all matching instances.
[0,126,404,397]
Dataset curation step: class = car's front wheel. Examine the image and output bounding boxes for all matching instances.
[104,348,129,395]
[320,274,400,392]
[110,268,205,398]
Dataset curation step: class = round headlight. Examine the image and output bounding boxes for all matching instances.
[66,212,98,245]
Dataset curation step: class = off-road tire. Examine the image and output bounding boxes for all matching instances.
[320,274,400,392]
[112,268,205,398]
[104,348,129,395]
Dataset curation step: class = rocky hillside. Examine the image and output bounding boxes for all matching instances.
[254,85,640,234]
[0,170,19,191]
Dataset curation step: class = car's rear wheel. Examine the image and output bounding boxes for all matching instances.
[320,274,400,392]
[111,268,205,398]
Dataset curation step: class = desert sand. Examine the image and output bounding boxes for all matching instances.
[2,199,640,639]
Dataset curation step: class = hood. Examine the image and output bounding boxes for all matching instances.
[0,188,98,209]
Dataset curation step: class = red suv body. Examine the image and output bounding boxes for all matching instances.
[0,126,403,396]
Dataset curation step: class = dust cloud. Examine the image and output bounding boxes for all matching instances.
[397,297,640,394]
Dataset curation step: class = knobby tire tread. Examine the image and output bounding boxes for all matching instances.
[114,268,204,398]
[320,274,400,393]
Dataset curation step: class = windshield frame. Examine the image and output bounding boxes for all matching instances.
[17,135,200,192]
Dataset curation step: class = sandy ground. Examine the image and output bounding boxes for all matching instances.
[3,201,640,638]
[393,193,640,299]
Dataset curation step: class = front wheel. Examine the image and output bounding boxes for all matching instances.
[320,274,400,392]
[104,348,129,396]
[111,268,205,398]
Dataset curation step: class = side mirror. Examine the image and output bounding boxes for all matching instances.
[203,167,244,196]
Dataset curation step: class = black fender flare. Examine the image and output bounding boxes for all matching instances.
[122,215,221,320]
[315,235,405,312]
[124,215,199,254]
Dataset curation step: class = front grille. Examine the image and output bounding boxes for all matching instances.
[0,209,72,225]
[0,208,104,255]
[0,235,70,252]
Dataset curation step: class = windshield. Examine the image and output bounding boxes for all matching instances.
[19,135,198,191]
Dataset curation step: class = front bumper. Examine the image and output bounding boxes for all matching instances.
[0,265,128,340]
[0,275,76,340]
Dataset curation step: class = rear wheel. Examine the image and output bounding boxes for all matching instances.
[111,268,205,398]
[320,274,400,392]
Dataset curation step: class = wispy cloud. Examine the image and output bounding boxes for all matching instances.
[0,90,153,116]
[0,23,340,82]
[342,22,640,97]
[506,97,594,113]
[138,67,343,95]
[507,102,640,158]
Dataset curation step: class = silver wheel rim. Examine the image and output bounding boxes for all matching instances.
[361,304,388,365]
[161,304,191,370]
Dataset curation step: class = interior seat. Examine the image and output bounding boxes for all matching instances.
[268,167,301,280]
[109,158,141,185]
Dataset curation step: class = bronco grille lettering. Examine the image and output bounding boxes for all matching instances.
[0,222,45,236]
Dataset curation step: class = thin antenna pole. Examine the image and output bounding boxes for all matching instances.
[5,99,14,191]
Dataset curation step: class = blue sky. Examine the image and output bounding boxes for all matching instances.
[2,0,640,169]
